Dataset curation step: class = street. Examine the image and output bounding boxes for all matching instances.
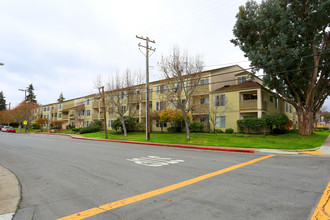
[0,132,329,220]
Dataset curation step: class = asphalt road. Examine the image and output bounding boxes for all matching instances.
[0,132,329,220]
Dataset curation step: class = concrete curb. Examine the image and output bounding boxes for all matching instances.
[35,132,255,154]
[0,165,21,220]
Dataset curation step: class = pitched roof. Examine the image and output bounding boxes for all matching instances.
[212,80,263,93]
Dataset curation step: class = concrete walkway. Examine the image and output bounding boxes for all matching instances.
[319,135,330,153]
[0,166,20,220]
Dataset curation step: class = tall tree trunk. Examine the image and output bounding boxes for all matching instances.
[298,109,314,136]
[120,116,127,137]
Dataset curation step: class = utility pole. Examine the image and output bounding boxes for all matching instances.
[136,35,156,141]
[6,102,11,126]
[18,89,27,133]
[99,86,108,139]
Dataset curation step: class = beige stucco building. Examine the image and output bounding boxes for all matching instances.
[31,65,297,132]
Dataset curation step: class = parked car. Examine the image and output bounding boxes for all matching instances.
[1,126,16,133]
[6,127,16,133]
[0,125,5,130]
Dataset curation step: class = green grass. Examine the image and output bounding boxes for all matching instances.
[56,130,329,150]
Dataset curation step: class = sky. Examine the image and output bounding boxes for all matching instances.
[0,0,329,110]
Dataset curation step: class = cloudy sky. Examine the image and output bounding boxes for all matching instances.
[0,0,329,110]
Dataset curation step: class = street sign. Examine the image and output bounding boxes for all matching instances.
[23,120,27,125]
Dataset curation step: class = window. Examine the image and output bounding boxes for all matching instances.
[86,110,90,116]
[200,97,209,105]
[286,103,289,112]
[289,105,292,113]
[200,116,209,122]
[136,90,140,95]
[215,94,225,107]
[275,98,279,109]
[237,76,247,84]
[215,116,226,128]
[156,85,166,94]
[58,113,62,118]
[86,99,90,105]
[270,96,273,103]
[85,121,89,127]
[200,78,209,85]
[47,107,50,111]
[47,115,49,119]
[58,104,62,110]
[121,106,126,113]
[156,102,166,111]
[156,119,167,128]
[108,120,113,128]
[43,115,46,119]
[149,103,153,109]
[71,122,75,127]
[44,107,46,111]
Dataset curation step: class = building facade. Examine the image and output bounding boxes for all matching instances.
[31,65,297,132]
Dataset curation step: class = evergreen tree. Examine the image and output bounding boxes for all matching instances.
[57,92,65,103]
[231,0,329,136]
[0,91,6,111]
[26,84,37,103]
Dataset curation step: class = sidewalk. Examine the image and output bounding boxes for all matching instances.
[0,166,21,220]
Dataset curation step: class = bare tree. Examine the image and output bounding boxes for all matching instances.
[106,69,134,137]
[160,48,204,140]
[208,97,233,133]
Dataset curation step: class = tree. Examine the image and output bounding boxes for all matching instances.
[231,0,329,136]
[160,48,204,140]
[57,92,65,103]
[159,109,186,132]
[0,91,6,111]
[26,84,37,104]
[106,70,134,137]
[262,113,289,132]
[208,98,233,133]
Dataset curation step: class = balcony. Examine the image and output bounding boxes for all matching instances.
[92,115,104,120]
[192,104,209,114]
[92,102,103,109]
[77,115,84,120]
[239,100,267,111]
[62,114,68,120]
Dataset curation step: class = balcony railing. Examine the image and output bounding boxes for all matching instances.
[239,100,267,111]
[192,104,209,114]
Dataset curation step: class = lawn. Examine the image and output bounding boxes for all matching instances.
[57,130,329,150]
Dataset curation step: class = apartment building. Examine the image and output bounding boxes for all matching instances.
[31,65,297,132]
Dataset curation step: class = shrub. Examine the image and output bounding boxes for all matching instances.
[167,127,176,133]
[72,127,81,132]
[314,127,330,132]
[215,129,224,133]
[111,116,137,132]
[189,121,204,132]
[272,128,288,134]
[236,119,244,132]
[135,122,145,132]
[79,125,100,134]
[289,129,299,133]
[225,128,234,134]
[31,123,41,129]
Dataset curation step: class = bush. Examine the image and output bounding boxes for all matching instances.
[215,129,224,133]
[272,128,288,134]
[314,127,330,132]
[135,121,145,132]
[72,127,81,132]
[236,119,244,132]
[111,116,137,132]
[225,128,234,134]
[167,127,176,133]
[79,126,100,134]
[289,129,299,133]
[31,123,41,129]
[189,121,204,132]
